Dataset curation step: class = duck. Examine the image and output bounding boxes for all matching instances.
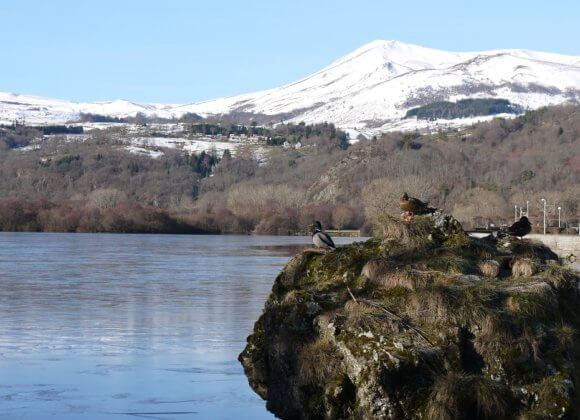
[399,192,436,218]
[507,216,532,239]
[310,221,336,250]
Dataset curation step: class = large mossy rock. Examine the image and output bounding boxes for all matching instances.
[239,214,580,419]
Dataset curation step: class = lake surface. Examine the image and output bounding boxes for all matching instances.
[0,233,361,419]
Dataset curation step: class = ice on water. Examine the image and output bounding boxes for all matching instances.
[0,233,355,419]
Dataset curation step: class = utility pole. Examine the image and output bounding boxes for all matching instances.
[541,199,546,235]
[558,206,561,228]
[526,200,529,217]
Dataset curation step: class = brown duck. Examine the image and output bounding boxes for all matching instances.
[399,192,436,218]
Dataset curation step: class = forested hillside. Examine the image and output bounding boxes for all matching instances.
[0,105,578,234]
[405,98,524,120]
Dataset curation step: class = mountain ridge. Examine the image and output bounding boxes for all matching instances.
[2,40,580,134]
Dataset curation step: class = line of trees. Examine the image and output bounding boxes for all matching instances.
[0,106,578,234]
[0,199,205,234]
[185,121,350,151]
[405,98,524,120]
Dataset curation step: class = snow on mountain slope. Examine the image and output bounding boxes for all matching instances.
[181,41,580,132]
[2,40,580,134]
[0,92,176,125]
[175,40,472,117]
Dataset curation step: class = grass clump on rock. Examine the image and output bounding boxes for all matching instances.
[512,258,538,278]
[426,371,511,420]
[239,212,580,419]
[478,260,500,278]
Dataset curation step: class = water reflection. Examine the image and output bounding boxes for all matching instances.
[0,233,360,419]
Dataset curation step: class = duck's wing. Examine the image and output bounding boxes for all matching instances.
[508,221,520,234]
[322,232,336,248]
[314,231,335,249]
[410,197,428,208]
[520,223,531,236]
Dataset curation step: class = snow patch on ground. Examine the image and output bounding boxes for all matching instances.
[124,146,164,158]
[128,136,238,156]
[375,113,517,134]
[15,144,41,152]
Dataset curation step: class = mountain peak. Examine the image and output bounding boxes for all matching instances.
[360,39,406,49]
[330,40,469,73]
[358,39,418,50]
[2,41,580,134]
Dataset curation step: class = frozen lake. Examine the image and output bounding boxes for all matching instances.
[0,233,360,419]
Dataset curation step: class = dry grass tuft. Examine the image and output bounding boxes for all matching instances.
[471,376,510,419]
[478,260,500,278]
[361,258,398,281]
[376,213,433,249]
[543,265,579,289]
[378,271,423,290]
[505,287,556,320]
[406,288,452,323]
[426,371,510,420]
[474,315,515,357]
[361,258,427,290]
[426,249,473,274]
[297,336,342,385]
[342,300,398,332]
[554,323,575,351]
[343,299,376,317]
[475,314,547,367]
[426,371,464,420]
[512,258,538,278]
[361,258,465,291]
[282,290,299,305]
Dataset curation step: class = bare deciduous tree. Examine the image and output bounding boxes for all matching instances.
[88,188,127,209]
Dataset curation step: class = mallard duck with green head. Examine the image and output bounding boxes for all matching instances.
[309,221,336,250]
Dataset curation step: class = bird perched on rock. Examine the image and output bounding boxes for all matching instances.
[399,192,436,219]
[310,221,336,250]
[507,216,532,239]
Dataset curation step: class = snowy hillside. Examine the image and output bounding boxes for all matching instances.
[2,40,580,134]
[0,92,176,124]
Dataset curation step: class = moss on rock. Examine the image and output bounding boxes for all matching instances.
[239,212,580,419]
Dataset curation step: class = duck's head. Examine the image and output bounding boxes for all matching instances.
[309,221,322,232]
[402,192,409,200]
[520,216,531,225]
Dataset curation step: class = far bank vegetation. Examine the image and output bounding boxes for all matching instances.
[0,105,578,234]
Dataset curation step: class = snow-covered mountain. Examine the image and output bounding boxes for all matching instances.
[0,92,177,124]
[2,40,580,134]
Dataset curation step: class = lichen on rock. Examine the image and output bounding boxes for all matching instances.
[239,213,580,419]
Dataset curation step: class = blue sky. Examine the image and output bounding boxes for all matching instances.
[1,0,579,103]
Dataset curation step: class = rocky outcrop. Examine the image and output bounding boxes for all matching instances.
[306,149,369,203]
[239,214,580,419]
